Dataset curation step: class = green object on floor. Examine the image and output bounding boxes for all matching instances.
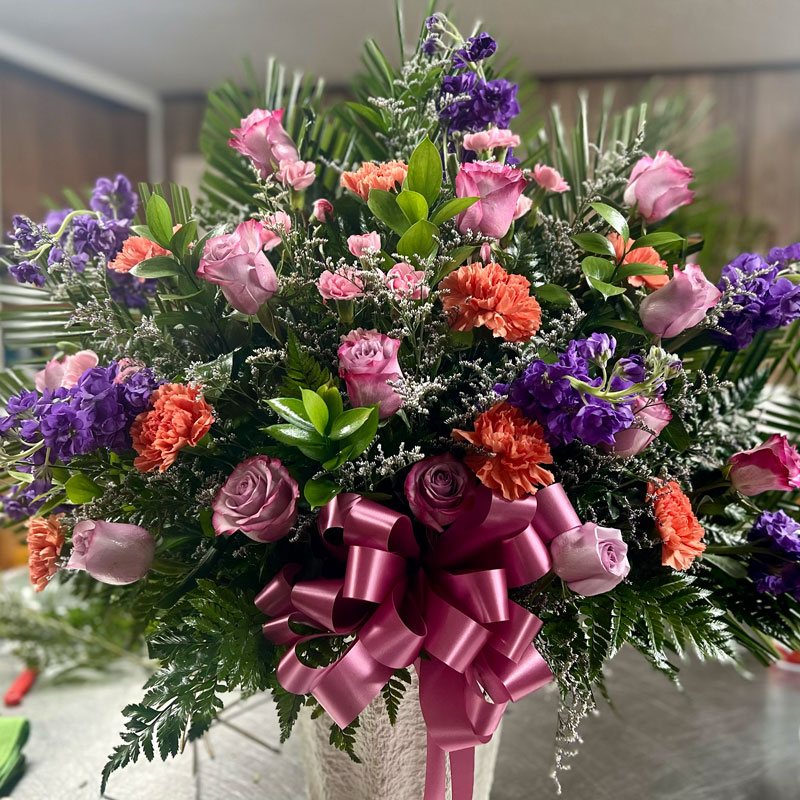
[0,717,29,796]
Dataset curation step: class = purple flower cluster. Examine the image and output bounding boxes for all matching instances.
[748,510,800,600]
[7,215,43,251]
[0,362,159,464]
[89,174,138,221]
[439,72,520,133]
[453,33,497,67]
[108,270,158,309]
[9,260,45,288]
[767,241,800,268]
[713,252,800,350]
[495,334,636,447]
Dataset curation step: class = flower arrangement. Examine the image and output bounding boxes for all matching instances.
[1,9,800,798]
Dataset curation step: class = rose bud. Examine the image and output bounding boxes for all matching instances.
[196,220,278,315]
[338,328,403,418]
[67,520,154,585]
[550,523,630,596]
[728,434,800,496]
[623,150,695,223]
[228,108,298,179]
[608,397,672,458]
[312,198,334,223]
[212,456,299,542]
[404,454,475,531]
[638,264,721,338]
[455,161,528,239]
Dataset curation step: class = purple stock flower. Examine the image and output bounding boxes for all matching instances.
[422,38,439,56]
[496,336,636,447]
[7,215,42,251]
[71,215,129,262]
[90,175,138,221]
[107,270,158,309]
[713,251,800,349]
[439,75,520,133]
[9,260,45,288]
[767,242,800,267]
[425,14,440,30]
[44,208,71,234]
[615,355,647,384]
[748,510,800,600]
[453,33,497,67]
[472,79,520,128]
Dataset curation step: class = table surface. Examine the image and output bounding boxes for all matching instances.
[1,646,799,800]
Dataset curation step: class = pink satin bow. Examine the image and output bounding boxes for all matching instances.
[255,482,582,800]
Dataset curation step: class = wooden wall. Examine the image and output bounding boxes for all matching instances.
[0,61,149,226]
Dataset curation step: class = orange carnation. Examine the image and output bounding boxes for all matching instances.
[453,402,554,501]
[27,515,64,592]
[648,480,706,570]
[131,383,214,473]
[608,232,669,289]
[108,236,170,274]
[439,261,542,343]
[340,161,408,202]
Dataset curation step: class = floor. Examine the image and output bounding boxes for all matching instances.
[1,647,799,800]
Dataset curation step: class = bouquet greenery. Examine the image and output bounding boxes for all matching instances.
[2,7,800,798]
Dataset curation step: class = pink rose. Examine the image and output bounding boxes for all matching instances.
[228,108,298,179]
[35,350,98,391]
[404,455,475,531]
[623,150,695,223]
[513,195,533,221]
[212,456,299,542]
[455,161,528,239]
[638,264,721,338]
[385,262,429,300]
[609,397,672,458]
[338,328,403,418]
[312,198,334,223]
[67,520,154,585]
[532,164,570,193]
[347,232,381,257]
[550,522,630,596]
[262,211,292,250]
[277,159,316,190]
[197,220,279,315]
[728,434,800,496]
[462,127,521,152]
[317,268,364,301]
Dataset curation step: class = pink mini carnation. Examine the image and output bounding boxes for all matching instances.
[317,268,365,301]
[347,232,381,257]
[532,164,570,193]
[277,159,316,190]
[263,211,292,250]
[463,127,521,152]
[385,262,429,300]
[35,350,98,392]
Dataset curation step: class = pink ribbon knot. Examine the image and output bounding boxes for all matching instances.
[255,482,583,800]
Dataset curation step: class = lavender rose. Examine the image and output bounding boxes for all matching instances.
[67,520,154,585]
[623,150,695,223]
[455,161,528,239]
[404,455,475,531]
[212,456,299,542]
[338,328,403,419]
[196,220,278,315]
[550,523,630,596]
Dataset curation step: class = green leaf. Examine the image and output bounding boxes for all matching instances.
[435,245,475,282]
[329,407,374,440]
[130,224,160,244]
[581,256,615,283]
[587,277,626,299]
[660,412,690,452]
[367,189,410,236]
[337,406,379,460]
[534,284,573,305]
[129,256,181,279]
[317,386,343,425]
[301,388,330,435]
[304,478,342,509]
[266,424,325,448]
[396,190,428,225]
[406,137,442,207]
[344,101,386,132]
[146,194,173,248]
[396,220,439,259]
[589,201,629,241]
[64,473,103,504]
[631,232,684,250]
[169,220,197,260]
[616,262,670,280]
[598,319,646,336]
[267,398,314,431]
[429,197,479,227]
[571,232,616,257]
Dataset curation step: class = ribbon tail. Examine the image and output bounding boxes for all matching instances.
[424,734,447,800]
[450,748,475,800]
